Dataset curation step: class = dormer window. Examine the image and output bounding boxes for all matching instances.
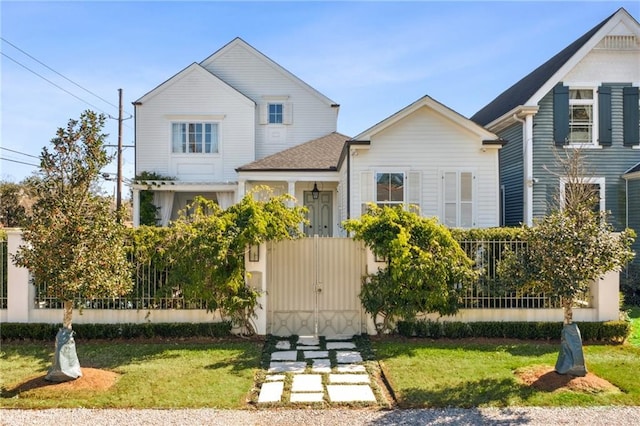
[568,88,595,145]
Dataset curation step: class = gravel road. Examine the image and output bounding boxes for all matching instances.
[2,407,640,425]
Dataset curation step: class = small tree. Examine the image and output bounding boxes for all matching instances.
[13,111,132,381]
[167,189,306,335]
[499,149,635,375]
[343,205,476,334]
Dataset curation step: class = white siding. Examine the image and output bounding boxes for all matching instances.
[201,42,338,159]
[350,106,500,228]
[564,49,639,84]
[136,66,255,182]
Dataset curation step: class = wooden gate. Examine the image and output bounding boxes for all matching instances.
[267,236,366,336]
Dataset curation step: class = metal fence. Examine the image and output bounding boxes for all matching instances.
[458,240,591,309]
[1,238,7,309]
[33,255,207,310]
[30,239,591,311]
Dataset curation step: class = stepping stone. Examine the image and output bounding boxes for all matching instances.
[258,381,283,403]
[275,341,291,350]
[325,334,353,341]
[329,374,370,384]
[336,351,363,364]
[292,374,323,392]
[268,361,306,373]
[327,384,376,402]
[326,341,356,350]
[303,350,329,359]
[271,351,297,361]
[290,392,324,403]
[337,364,366,373]
[265,374,285,382]
[298,336,320,346]
[296,345,320,350]
[312,359,331,373]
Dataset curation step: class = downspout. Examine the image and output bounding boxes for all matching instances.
[513,113,534,226]
[346,144,351,219]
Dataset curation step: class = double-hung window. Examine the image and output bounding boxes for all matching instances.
[172,123,218,154]
[443,171,474,228]
[568,89,595,145]
[268,103,283,124]
[560,177,605,213]
[376,172,404,207]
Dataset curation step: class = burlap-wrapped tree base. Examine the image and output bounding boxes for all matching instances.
[555,323,587,377]
[45,328,82,382]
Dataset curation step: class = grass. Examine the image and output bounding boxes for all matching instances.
[1,338,262,409]
[626,306,640,347]
[373,338,640,408]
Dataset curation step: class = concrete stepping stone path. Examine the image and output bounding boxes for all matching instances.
[258,335,381,405]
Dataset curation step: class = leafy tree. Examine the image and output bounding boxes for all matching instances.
[0,180,36,227]
[499,149,635,375]
[132,171,174,226]
[166,189,306,335]
[343,205,477,334]
[13,111,132,379]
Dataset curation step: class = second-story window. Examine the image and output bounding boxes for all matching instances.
[268,103,283,124]
[568,89,595,145]
[172,123,218,154]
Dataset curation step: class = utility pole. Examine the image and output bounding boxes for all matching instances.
[116,88,123,218]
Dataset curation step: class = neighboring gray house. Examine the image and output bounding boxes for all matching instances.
[472,8,640,256]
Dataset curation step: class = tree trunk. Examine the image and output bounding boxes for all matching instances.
[563,298,573,325]
[63,300,73,329]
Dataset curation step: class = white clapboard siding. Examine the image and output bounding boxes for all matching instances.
[201,41,338,159]
[350,106,500,228]
[136,64,255,182]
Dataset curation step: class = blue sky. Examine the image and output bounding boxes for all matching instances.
[1,1,638,194]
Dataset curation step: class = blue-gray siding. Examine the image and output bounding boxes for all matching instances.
[628,179,640,266]
[532,84,640,231]
[498,124,524,226]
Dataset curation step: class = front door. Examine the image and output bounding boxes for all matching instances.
[304,191,332,237]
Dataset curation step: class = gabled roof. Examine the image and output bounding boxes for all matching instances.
[354,94,502,143]
[200,37,339,108]
[471,7,638,127]
[236,132,349,172]
[134,62,253,106]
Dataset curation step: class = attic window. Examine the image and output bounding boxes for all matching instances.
[599,35,638,49]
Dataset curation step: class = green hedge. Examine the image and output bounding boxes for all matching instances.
[0,321,232,341]
[396,319,630,343]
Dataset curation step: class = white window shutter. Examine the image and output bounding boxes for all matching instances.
[407,171,421,213]
[283,102,293,124]
[259,103,268,125]
[360,171,373,205]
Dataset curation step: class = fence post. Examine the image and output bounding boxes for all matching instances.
[6,229,32,322]
[592,270,620,321]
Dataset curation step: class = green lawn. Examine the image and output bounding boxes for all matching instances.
[627,306,640,347]
[373,338,640,408]
[1,339,262,409]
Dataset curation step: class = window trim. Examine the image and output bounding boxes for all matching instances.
[170,121,221,155]
[559,176,606,213]
[567,86,599,147]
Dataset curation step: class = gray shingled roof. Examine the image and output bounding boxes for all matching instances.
[236,132,350,171]
[471,9,617,126]
[624,162,640,175]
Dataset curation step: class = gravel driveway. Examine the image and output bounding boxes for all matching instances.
[3,407,640,425]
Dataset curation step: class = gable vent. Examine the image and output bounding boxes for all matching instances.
[597,35,638,50]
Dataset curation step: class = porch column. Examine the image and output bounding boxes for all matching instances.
[237,179,246,202]
[7,230,31,322]
[132,188,140,227]
[287,180,296,207]
[523,113,534,227]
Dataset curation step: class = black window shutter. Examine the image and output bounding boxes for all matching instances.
[623,86,639,146]
[598,85,612,146]
[553,83,569,146]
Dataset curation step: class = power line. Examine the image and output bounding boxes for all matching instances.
[0,147,40,159]
[0,157,39,167]
[1,37,134,117]
[1,52,110,115]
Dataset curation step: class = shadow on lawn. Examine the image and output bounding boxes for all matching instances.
[395,377,535,409]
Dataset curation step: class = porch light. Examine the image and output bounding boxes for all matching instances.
[312,182,320,200]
